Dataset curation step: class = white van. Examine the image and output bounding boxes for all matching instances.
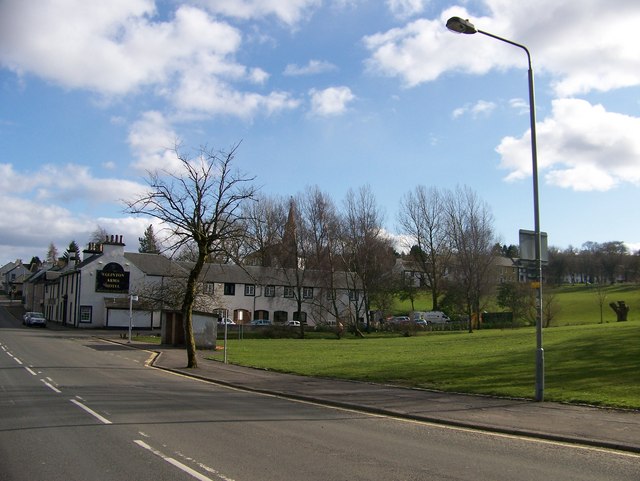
[423,311,450,324]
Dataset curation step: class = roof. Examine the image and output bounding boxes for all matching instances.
[125,252,189,278]
[181,262,360,290]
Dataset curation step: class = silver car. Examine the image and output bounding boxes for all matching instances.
[24,312,47,327]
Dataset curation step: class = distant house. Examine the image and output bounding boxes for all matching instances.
[396,255,525,287]
[1,260,30,297]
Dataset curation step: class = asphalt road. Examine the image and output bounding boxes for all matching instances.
[1,307,639,481]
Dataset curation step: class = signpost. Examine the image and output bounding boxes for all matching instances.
[128,294,138,343]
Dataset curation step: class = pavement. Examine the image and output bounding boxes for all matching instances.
[119,339,640,455]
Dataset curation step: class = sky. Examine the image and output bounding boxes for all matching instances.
[1,0,640,265]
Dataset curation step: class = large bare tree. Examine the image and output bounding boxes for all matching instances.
[341,185,395,333]
[125,143,257,368]
[444,186,496,332]
[241,193,288,266]
[398,186,451,310]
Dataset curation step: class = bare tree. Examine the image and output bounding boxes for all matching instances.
[46,242,58,264]
[341,186,395,334]
[444,186,497,332]
[593,282,608,324]
[398,186,451,310]
[241,194,288,266]
[125,143,257,368]
[89,225,109,245]
[298,187,348,334]
[542,291,559,328]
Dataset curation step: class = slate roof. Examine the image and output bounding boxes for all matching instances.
[124,253,189,278]
[178,262,359,289]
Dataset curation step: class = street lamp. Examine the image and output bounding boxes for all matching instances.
[446,16,544,401]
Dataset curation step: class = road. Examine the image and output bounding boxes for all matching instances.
[1,306,638,481]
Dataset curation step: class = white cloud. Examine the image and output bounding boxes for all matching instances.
[452,100,496,119]
[284,60,337,76]
[386,0,428,19]
[364,1,640,96]
[172,74,300,118]
[0,151,157,262]
[309,86,356,116]
[0,2,240,95]
[0,1,299,120]
[497,98,640,191]
[194,0,321,25]
[33,164,147,205]
[128,111,182,173]
[249,68,270,84]
[509,98,528,115]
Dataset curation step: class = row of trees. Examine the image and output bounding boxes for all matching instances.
[546,241,640,285]
[117,143,502,366]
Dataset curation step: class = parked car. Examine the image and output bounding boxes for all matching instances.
[250,319,272,326]
[414,319,429,329]
[423,311,451,324]
[24,312,46,327]
[284,320,301,327]
[217,318,235,325]
[23,311,41,324]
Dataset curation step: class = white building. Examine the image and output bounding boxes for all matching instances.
[25,235,361,334]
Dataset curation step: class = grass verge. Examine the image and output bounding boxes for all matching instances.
[209,321,640,410]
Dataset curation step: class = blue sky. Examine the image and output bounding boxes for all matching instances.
[1,0,640,265]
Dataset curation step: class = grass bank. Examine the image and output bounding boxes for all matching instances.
[393,283,640,326]
[210,321,640,410]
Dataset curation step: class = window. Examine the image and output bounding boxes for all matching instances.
[284,286,294,298]
[223,283,236,296]
[326,289,336,300]
[274,311,288,323]
[302,287,313,299]
[349,290,359,301]
[204,282,214,295]
[265,285,275,297]
[80,306,92,323]
[244,284,255,296]
[293,311,307,323]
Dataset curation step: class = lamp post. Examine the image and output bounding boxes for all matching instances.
[446,16,544,401]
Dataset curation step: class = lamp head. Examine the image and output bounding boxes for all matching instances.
[446,17,477,34]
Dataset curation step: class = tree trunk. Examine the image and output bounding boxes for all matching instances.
[609,301,629,322]
[182,254,206,368]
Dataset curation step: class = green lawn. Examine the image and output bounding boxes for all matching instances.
[210,321,640,409]
[393,283,640,326]
[550,284,640,325]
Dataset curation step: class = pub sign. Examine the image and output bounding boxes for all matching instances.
[96,262,130,293]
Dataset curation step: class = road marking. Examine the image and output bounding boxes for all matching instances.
[70,399,112,424]
[174,451,237,481]
[25,367,37,376]
[13,356,23,365]
[134,440,224,481]
[41,378,61,393]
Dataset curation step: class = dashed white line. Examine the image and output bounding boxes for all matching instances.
[70,399,112,425]
[134,440,218,481]
[41,378,61,393]
[24,367,37,376]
